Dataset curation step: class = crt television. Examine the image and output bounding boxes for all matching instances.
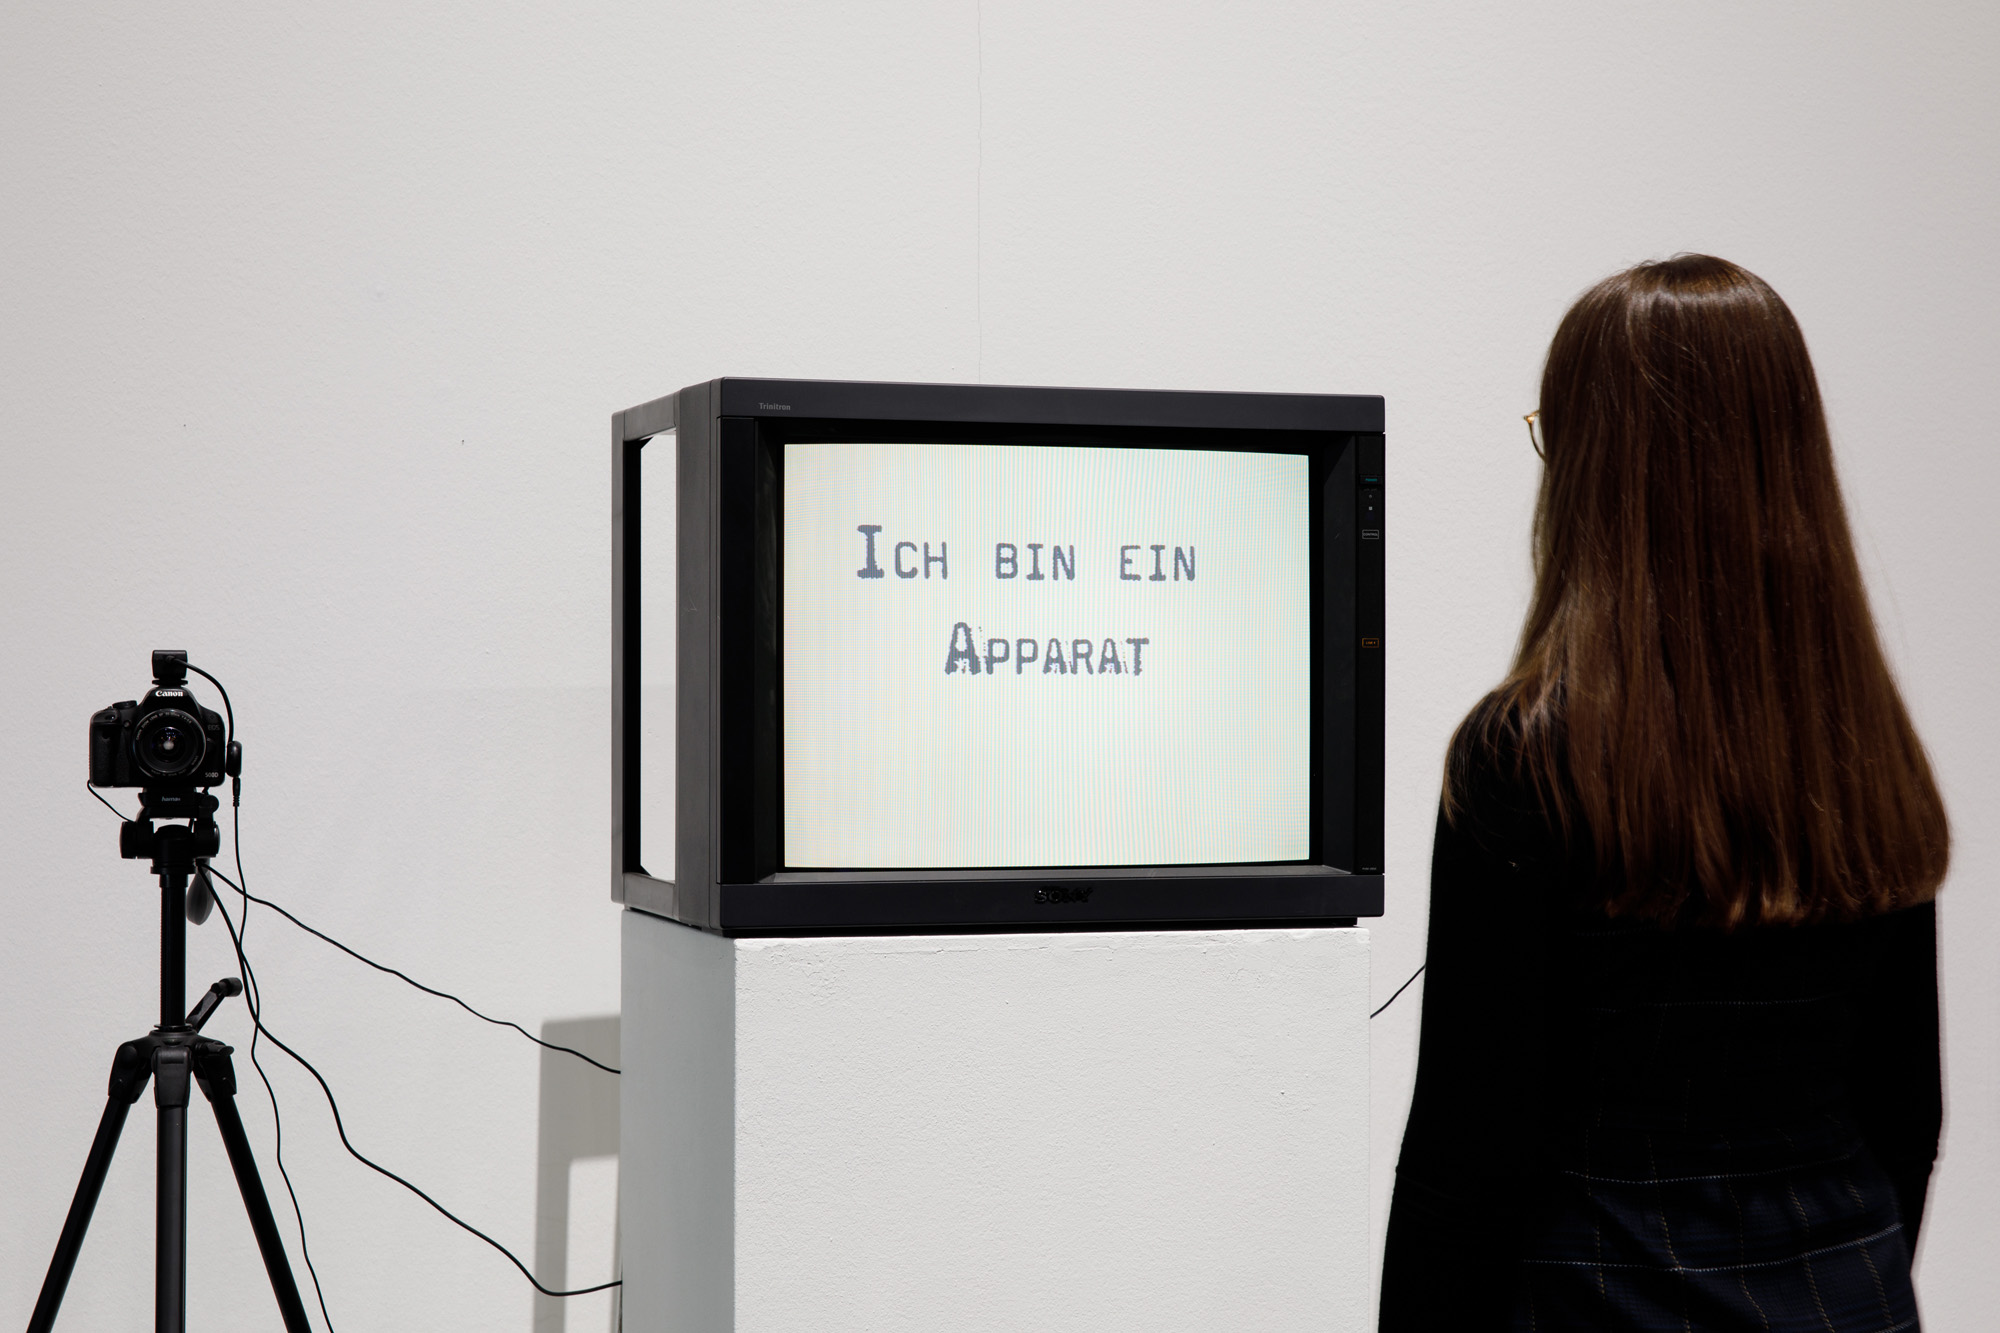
[613,378,1384,934]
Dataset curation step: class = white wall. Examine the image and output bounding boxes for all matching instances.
[3,2,1994,1328]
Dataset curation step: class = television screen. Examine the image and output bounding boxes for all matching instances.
[782,440,1311,869]
[612,379,1383,933]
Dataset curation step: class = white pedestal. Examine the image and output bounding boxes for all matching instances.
[620,911,1371,1333]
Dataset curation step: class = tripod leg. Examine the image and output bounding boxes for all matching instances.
[29,1041,155,1333]
[29,1099,136,1333]
[156,1043,192,1333]
[195,1044,315,1333]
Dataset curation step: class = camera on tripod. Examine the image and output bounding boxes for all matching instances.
[34,650,313,1333]
[90,652,227,790]
[89,650,239,863]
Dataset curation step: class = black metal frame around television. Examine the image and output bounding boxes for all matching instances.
[613,378,1384,934]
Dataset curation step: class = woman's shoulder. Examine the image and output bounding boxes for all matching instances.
[1436,689,1588,880]
[1443,691,1541,813]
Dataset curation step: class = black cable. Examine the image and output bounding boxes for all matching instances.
[108,661,616,1303]
[202,864,619,1077]
[211,876,340,1333]
[84,778,616,1074]
[211,882,620,1297]
[182,660,617,1299]
[1370,964,1426,1020]
[181,661,233,748]
[84,781,131,822]
[224,799,340,1333]
[211,864,620,1298]
[178,662,612,1073]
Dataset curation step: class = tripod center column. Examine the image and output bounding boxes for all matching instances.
[159,869,187,1028]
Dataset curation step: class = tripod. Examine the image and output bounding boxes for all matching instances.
[29,802,313,1333]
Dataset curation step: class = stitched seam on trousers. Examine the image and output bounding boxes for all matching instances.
[1519,1222,1904,1275]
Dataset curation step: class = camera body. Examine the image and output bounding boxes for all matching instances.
[90,687,227,790]
[90,650,236,875]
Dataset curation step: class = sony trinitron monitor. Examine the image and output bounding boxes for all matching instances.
[613,379,1383,933]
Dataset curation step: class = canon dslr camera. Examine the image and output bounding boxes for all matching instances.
[90,651,227,790]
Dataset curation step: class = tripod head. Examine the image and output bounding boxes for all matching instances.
[120,789,221,876]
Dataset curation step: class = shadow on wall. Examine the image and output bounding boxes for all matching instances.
[533,1016,621,1333]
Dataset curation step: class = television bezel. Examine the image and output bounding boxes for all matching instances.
[614,378,1384,934]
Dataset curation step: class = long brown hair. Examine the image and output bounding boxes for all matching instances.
[1464,254,1948,928]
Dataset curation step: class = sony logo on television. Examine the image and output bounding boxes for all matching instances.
[1035,886,1093,905]
[759,402,791,411]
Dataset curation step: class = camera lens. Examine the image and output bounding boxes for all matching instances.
[134,709,207,779]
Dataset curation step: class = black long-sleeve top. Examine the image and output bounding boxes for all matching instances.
[1381,728,1942,1328]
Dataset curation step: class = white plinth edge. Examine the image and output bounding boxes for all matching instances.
[621,911,1371,1332]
